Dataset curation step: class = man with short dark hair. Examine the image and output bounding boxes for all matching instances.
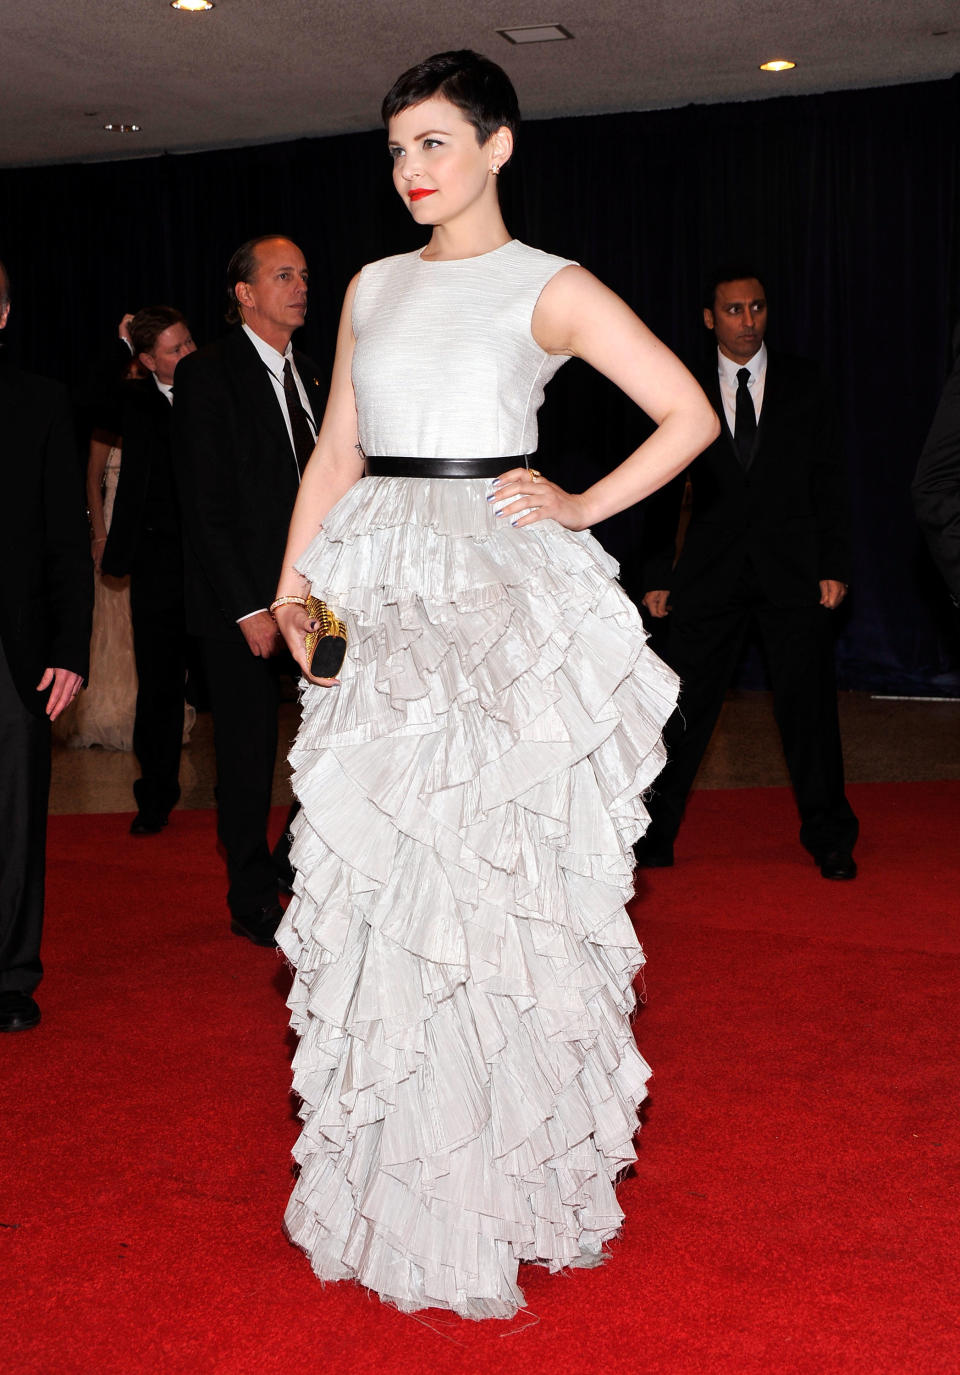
[103,306,196,834]
[637,269,859,878]
[173,236,324,946]
[0,259,92,1031]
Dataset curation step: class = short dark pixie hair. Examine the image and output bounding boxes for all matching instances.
[225,235,286,324]
[703,266,767,311]
[130,305,188,357]
[381,49,520,147]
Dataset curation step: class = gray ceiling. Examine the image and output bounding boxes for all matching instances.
[2,0,959,169]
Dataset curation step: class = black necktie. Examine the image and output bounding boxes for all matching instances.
[283,358,315,474]
[734,366,756,468]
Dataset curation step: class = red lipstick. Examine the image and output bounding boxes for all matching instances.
[408,189,437,201]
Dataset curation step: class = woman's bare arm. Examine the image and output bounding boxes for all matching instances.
[493,266,719,530]
[86,433,115,570]
[272,274,365,680]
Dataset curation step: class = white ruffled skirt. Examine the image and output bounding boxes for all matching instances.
[276,476,679,1318]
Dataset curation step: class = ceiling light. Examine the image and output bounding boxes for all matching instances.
[759,59,796,72]
[497,24,573,44]
[103,123,141,133]
[171,0,215,11]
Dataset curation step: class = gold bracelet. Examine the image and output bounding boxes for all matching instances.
[269,595,308,614]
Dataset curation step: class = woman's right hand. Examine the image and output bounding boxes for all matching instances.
[273,601,341,688]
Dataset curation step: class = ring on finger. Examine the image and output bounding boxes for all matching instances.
[529,468,543,483]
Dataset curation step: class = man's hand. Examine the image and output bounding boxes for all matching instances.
[36,667,84,721]
[642,589,671,619]
[819,579,848,610]
[239,610,282,658]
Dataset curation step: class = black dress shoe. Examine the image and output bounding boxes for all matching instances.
[130,812,168,836]
[633,835,675,868]
[0,991,41,1032]
[230,904,282,947]
[818,850,858,880]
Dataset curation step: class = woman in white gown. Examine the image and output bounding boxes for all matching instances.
[271,51,719,1318]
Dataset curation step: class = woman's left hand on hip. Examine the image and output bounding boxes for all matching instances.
[487,466,590,532]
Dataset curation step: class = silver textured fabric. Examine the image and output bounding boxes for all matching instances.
[277,240,680,1318]
[352,240,575,460]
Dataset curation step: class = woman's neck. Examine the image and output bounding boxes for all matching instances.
[420,208,512,262]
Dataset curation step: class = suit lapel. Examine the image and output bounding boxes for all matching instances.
[146,378,171,448]
[700,364,745,474]
[230,329,294,457]
[751,350,780,471]
[135,376,171,470]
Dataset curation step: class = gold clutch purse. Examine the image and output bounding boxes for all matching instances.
[304,596,347,678]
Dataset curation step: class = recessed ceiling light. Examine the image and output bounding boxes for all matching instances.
[171,0,214,11]
[103,123,141,133]
[759,59,796,72]
[497,24,573,44]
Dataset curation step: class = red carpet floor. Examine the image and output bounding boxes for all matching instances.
[1,782,958,1375]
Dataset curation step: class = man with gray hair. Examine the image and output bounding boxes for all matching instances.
[0,258,92,1031]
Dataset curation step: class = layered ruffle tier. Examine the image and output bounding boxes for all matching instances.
[277,476,679,1318]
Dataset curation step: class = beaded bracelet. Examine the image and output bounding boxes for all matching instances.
[269,595,308,614]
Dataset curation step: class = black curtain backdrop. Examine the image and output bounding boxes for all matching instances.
[2,76,958,694]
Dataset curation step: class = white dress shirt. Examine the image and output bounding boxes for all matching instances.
[717,342,767,436]
[154,376,174,406]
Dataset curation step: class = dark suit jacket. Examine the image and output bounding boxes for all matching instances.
[0,357,92,714]
[171,328,324,640]
[642,350,851,609]
[102,377,177,576]
[912,348,960,600]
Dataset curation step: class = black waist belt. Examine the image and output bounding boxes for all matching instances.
[364,455,531,479]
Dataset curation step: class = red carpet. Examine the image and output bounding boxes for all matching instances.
[2,783,957,1374]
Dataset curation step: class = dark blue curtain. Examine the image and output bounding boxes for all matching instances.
[2,76,958,693]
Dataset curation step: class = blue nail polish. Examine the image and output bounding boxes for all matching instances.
[510,517,519,526]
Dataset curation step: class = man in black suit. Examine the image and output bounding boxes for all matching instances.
[173,236,323,946]
[913,336,960,604]
[0,259,93,1031]
[102,306,196,835]
[636,269,859,878]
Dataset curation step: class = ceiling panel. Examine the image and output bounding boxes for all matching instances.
[0,0,957,167]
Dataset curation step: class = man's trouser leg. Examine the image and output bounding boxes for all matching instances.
[200,636,282,918]
[646,597,750,850]
[758,601,859,858]
[0,640,50,995]
[130,536,187,822]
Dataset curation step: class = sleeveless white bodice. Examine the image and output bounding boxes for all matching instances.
[351,239,575,460]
